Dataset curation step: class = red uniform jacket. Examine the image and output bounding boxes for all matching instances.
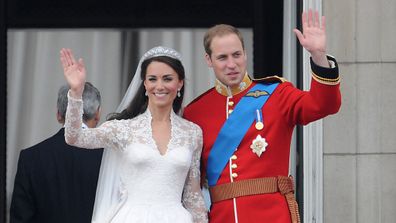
[183,57,341,223]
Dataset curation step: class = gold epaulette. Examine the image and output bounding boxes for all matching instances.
[252,75,288,84]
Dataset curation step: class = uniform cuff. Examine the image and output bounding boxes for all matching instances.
[310,55,340,85]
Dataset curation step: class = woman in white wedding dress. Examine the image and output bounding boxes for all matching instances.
[60,46,208,223]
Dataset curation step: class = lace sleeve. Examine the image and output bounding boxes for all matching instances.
[182,125,208,223]
[64,91,127,150]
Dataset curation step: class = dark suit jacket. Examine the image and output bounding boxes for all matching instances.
[10,128,103,223]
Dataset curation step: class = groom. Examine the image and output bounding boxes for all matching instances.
[184,10,341,223]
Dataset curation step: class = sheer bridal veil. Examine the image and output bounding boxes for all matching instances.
[91,46,182,222]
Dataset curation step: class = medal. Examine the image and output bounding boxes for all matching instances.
[250,134,268,157]
[255,109,264,130]
[255,121,264,130]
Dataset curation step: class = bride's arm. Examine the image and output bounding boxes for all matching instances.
[65,92,125,149]
[182,126,208,223]
[60,48,127,150]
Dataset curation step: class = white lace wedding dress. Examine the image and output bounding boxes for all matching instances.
[64,94,208,223]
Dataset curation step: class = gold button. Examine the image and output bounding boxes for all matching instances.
[228,101,234,106]
[228,109,233,114]
[231,164,237,169]
[232,173,238,178]
[231,155,237,160]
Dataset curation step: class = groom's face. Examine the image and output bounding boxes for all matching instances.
[205,33,247,88]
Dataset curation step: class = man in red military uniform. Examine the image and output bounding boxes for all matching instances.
[183,10,341,223]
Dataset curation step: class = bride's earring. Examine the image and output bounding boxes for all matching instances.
[177,89,181,98]
[145,91,148,96]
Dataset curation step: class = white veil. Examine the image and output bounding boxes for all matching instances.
[91,46,182,223]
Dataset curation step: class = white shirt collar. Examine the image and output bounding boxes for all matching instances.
[63,123,88,129]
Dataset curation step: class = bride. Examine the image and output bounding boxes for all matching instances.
[60,46,208,223]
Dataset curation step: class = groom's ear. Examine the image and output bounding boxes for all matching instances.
[205,53,213,68]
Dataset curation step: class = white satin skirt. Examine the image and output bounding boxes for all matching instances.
[109,201,193,223]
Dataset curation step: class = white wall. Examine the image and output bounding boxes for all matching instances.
[323,0,396,222]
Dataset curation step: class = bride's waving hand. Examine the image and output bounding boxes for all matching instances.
[60,48,86,98]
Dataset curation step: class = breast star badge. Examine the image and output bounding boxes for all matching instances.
[250,134,268,157]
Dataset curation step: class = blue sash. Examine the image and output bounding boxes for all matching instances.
[207,83,279,186]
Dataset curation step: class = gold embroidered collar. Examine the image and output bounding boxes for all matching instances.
[215,73,253,96]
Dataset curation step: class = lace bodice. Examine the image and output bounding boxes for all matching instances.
[65,93,208,223]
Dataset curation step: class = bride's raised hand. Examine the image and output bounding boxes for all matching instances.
[60,48,86,98]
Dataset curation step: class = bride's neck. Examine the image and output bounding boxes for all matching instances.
[148,105,172,122]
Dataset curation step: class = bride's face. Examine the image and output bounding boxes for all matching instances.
[144,61,183,109]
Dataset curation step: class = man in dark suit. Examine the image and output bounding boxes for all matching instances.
[10,82,104,223]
